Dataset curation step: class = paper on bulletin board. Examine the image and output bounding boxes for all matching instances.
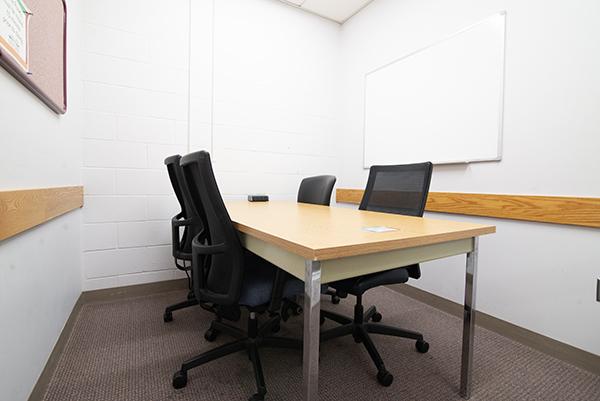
[0,0,32,72]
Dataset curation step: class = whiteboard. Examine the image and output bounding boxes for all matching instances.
[363,12,506,167]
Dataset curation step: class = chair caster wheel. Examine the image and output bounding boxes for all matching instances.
[172,370,188,389]
[271,322,281,333]
[204,328,219,342]
[281,301,302,321]
[377,369,393,387]
[163,311,173,323]
[416,340,429,353]
[331,295,341,304]
[352,333,362,343]
[371,312,383,322]
[249,388,266,401]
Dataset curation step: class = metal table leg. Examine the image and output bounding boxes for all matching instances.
[460,237,479,399]
[303,260,321,401]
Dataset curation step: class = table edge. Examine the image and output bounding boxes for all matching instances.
[234,221,495,261]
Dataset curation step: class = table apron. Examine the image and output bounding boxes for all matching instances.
[238,233,474,284]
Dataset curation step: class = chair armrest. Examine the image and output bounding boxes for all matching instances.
[171,214,206,261]
[191,235,226,255]
[171,215,193,260]
[171,213,195,228]
[190,234,227,296]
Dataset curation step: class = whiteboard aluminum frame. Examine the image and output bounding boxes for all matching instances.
[362,11,507,168]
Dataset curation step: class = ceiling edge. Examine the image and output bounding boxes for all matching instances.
[276,0,343,25]
[339,0,377,25]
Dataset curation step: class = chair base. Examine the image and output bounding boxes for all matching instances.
[325,287,345,305]
[164,290,198,322]
[173,313,302,400]
[280,290,344,323]
[320,295,429,387]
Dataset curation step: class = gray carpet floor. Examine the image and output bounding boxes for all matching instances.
[42,287,600,401]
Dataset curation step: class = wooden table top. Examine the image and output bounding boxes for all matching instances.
[225,201,495,261]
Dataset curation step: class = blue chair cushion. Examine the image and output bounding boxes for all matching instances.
[329,265,413,296]
[239,250,304,307]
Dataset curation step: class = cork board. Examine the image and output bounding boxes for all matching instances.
[0,0,67,114]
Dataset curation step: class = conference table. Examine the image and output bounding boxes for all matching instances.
[225,200,495,401]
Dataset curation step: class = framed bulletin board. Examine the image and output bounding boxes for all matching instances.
[0,0,67,114]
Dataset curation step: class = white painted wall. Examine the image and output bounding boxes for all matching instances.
[81,0,341,290]
[80,0,190,290]
[0,1,83,399]
[190,0,341,199]
[79,0,600,356]
[339,0,600,355]
[4,5,595,399]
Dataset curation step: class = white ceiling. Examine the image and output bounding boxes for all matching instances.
[280,0,376,24]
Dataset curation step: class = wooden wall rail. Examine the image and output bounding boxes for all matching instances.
[0,186,83,241]
[336,189,600,229]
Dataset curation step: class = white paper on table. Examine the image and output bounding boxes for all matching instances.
[362,226,397,233]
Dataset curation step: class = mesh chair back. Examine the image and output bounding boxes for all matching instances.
[359,162,433,217]
[180,151,245,306]
[297,175,337,206]
[359,162,432,280]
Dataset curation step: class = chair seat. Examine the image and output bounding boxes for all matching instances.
[239,250,304,307]
[330,265,415,296]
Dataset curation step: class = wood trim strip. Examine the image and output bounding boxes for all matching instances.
[336,188,600,229]
[336,188,365,205]
[0,186,83,241]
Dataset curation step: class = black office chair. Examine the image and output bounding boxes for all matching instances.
[173,151,304,401]
[163,155,206,322]
[295,175,343,305]
[297,175,336,206]
[320,162,433,387]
